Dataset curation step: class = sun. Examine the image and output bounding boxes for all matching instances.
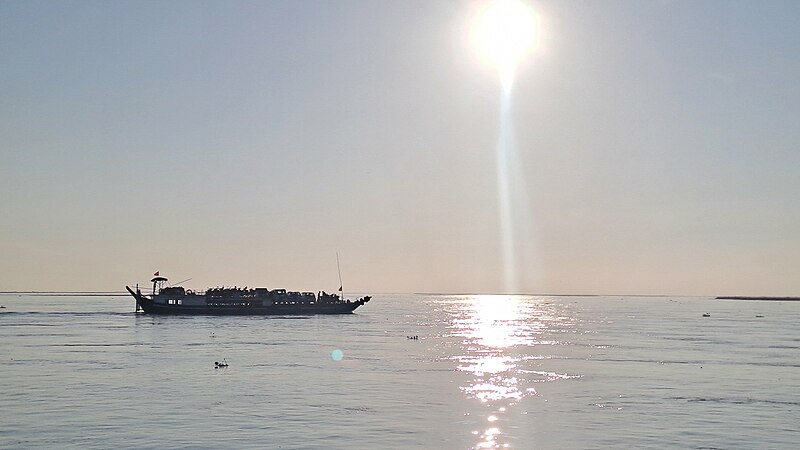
[472,0,538,87]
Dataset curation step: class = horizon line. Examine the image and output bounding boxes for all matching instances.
[2,290,797,299]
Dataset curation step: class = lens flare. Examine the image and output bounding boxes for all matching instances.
[470,0,542,293]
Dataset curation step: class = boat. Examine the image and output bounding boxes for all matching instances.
[125,275,371,315]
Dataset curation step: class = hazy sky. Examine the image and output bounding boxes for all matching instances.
[1,0,798,295]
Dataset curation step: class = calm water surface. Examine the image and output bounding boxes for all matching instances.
[1,294,798,448]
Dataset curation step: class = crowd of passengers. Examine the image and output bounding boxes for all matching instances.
[204,287,344,303]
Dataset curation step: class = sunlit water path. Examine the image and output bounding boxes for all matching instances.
[1,294,798,448]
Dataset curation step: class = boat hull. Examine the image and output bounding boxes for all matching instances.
[125,286,370,316]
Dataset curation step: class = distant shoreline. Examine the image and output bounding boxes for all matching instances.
[716,296,800,301]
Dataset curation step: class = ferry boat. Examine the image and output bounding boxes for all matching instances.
[125,275,371,315]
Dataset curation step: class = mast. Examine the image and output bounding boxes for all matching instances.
[337,252,343,301]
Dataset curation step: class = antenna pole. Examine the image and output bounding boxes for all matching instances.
[336,252,343,301]
[168,278,192,288]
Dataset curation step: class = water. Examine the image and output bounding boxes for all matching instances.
[1,294,798,449]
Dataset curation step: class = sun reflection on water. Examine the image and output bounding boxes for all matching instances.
[450,295,577,449]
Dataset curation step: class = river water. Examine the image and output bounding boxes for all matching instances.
[1,294,798,449]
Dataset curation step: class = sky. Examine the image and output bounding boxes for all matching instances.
[1,0,799,295]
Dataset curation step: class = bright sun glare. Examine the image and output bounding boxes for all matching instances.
[473,0,538,88]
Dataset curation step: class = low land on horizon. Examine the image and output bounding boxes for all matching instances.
[715,296,800,301]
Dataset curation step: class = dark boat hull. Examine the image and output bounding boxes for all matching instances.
[125,286,370,316]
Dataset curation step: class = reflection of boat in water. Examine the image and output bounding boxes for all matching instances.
[125,275,371,315]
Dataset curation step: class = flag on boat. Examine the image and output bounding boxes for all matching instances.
[154,271,159,276]
[338,286,342,292]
